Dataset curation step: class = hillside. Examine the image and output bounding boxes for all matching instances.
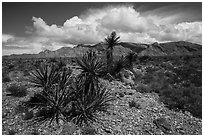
[3,41,202,59]
[2,72,202,135]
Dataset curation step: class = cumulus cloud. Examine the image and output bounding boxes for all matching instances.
[2,5,202,55]
[29,5,201,44]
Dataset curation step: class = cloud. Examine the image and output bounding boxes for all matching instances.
[30,5,201,44]
[2,34,15,43]
[2,5,202,55]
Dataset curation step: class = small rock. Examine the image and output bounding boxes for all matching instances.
[153,117,171,134]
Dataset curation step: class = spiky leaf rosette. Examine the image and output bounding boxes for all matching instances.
[104,31,120,50]
[69,86,113,126]
[76,50,106,94]
[25,69,75,126]
[29,64,60,91]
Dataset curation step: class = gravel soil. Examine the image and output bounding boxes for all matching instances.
[2,79,202,135]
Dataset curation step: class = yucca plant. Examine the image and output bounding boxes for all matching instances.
[104,31,120,73]
[71,50,113,126]
[76,50,106,94]
[68,84,113,127]
[24,66,75,126]
[29,64,60,91]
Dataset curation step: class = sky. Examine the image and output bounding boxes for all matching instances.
[2,2,202,55]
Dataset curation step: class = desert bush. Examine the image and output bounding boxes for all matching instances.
[141,74,154,84]
[139,55,151,64]
[135,85,149,93]
[171,64,202,87]
[22,110,34,120]
[8,129,16,135]
[30,129,39,135]
[15,103,29,114]
[2,74,11,83]
[128,100,141,109]
[81,126,97,135]
[6,84,27,97]
[8,64,15,70]
[23,69,30,76]
[145,66,158,74]
[125,52,138,69]
[118,92,125,98]
[159,86,202,118]
[109,56,127,78]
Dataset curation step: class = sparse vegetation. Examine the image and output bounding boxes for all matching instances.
[2,74,11,83]
[2,32,202,135]
[128,100,141,109]
[6,84,27,97]
[159,86,202,118]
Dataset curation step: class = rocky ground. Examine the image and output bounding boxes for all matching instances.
[2,69,202,135]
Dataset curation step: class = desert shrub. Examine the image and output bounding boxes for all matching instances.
[139,55,151,64]
[159,86,202,118]
[15,103,29,114]
[145,66,158,74]
[118,92,125,98]
[22,110,34,120]
[2,74,11,83]
[81,126,97,135]
[124,52,138,69]
[150,83,161,93]
[128,100,141,109]
[141,74,154,84]
[109,56,127,78]
[23,69,30,76]
[172,64,202,87]
[6,84,27,97]
[8,129,16,135]
[30,129,39,135]
[8,64,15,70]
[135,86,149,93]
[48,57,58,63]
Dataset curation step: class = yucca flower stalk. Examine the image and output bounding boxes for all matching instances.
[104,31,120,73]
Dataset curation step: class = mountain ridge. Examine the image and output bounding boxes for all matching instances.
[3,41,202,59]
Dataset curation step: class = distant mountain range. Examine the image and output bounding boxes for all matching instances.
[3,41,202,59]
